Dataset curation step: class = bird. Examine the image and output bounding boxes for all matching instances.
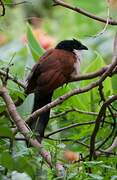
[25,39,88,141]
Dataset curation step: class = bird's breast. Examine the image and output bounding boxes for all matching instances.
[70,50,81,78]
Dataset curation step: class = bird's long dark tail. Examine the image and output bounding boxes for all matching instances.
[28,91,53,140]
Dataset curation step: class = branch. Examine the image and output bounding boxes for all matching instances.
[70,66,109,82]
[50,108,117,119]
[0,69,25,89]
[53,0,117,25]
[0,86,67,176]
[50,108,99,119]
[45,120,95,138]
[47,137,90,148]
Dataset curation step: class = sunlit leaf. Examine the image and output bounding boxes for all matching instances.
[27,24,44,61]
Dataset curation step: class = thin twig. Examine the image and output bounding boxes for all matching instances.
[45,120,95,137]
[92,5,110,37]
[50,108,98,119]
[0,69,25,89]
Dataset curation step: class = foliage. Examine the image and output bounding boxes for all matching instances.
[0,0,117,179]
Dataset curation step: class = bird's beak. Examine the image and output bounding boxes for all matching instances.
[80,44,88,50]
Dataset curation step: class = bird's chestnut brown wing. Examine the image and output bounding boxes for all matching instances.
[25,49,75,96]
[25,49,53,94]
[36,49,75,96]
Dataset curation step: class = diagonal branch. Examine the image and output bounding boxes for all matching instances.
[0,86,52,168]
[53,0,117,25]
[0,86,67,176]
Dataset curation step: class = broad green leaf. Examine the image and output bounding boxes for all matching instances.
[14,156,36,179]
[79,53,113,111]
[0,151,14,170]
[53,83,86,111]
[27,24,44,61]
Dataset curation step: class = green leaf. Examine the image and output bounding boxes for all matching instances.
[14,156,36,179]
[0,126,13,137]
[88,173,103,180]
[0,151,14,170]
[4,0,13,3]
[17,94,34,118]
[0,117,13,137]
[27,24,44,61]
[54,83,86,110]
[79,53,113,111]
[112,74,117,93]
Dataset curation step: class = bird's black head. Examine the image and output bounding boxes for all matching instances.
[55,39,88,52]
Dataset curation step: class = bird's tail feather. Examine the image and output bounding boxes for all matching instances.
[28,91,53,139]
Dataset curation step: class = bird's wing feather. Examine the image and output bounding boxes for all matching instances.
[25,49,53,94]
[25,49,75,95]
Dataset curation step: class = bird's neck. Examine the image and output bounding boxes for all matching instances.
[73,49,82,62]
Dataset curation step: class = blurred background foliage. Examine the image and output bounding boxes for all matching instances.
[0,0,117,179]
